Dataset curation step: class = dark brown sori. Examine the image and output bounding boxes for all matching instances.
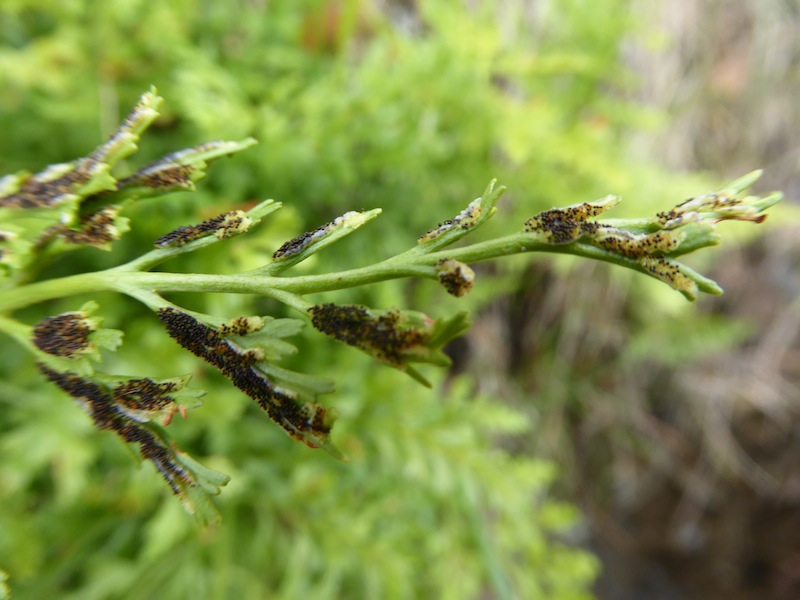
[523,203,604,244]
[113,377,180,413]
[308,303,427,366]
[37,364,192,495]
[60,207,119,247]
[118,162,194,191]
[0,158,97,209]
[153,211,246,248]
[157,307,333,446]
[32,313,93,358]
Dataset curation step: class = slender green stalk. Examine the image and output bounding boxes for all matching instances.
[0,229,722,315]
[0,313,33,346]
[0,234,604,313]
[0,273,111,313]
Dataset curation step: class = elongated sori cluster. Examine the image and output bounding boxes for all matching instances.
[522,173,781,299]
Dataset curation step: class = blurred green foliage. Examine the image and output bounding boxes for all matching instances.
[0,1,759,598]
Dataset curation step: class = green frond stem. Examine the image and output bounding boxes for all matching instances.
[0,272,112,313]
[0,227,726,315]
[0,313,34,347]
[114,232,721,300]
[115,286,172,311]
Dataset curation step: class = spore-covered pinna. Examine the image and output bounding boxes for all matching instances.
[157,307,338,454]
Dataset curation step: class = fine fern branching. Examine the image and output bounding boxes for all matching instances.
[0,89,782,524]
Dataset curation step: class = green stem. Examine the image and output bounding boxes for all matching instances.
[0,272,110,313]
[0,231,711,314]
[0,313,34,349]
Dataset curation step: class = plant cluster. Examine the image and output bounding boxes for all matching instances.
[0,3,785,599]
[0,89,781,525]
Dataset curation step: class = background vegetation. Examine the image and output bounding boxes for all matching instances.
[0,1,797,599]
